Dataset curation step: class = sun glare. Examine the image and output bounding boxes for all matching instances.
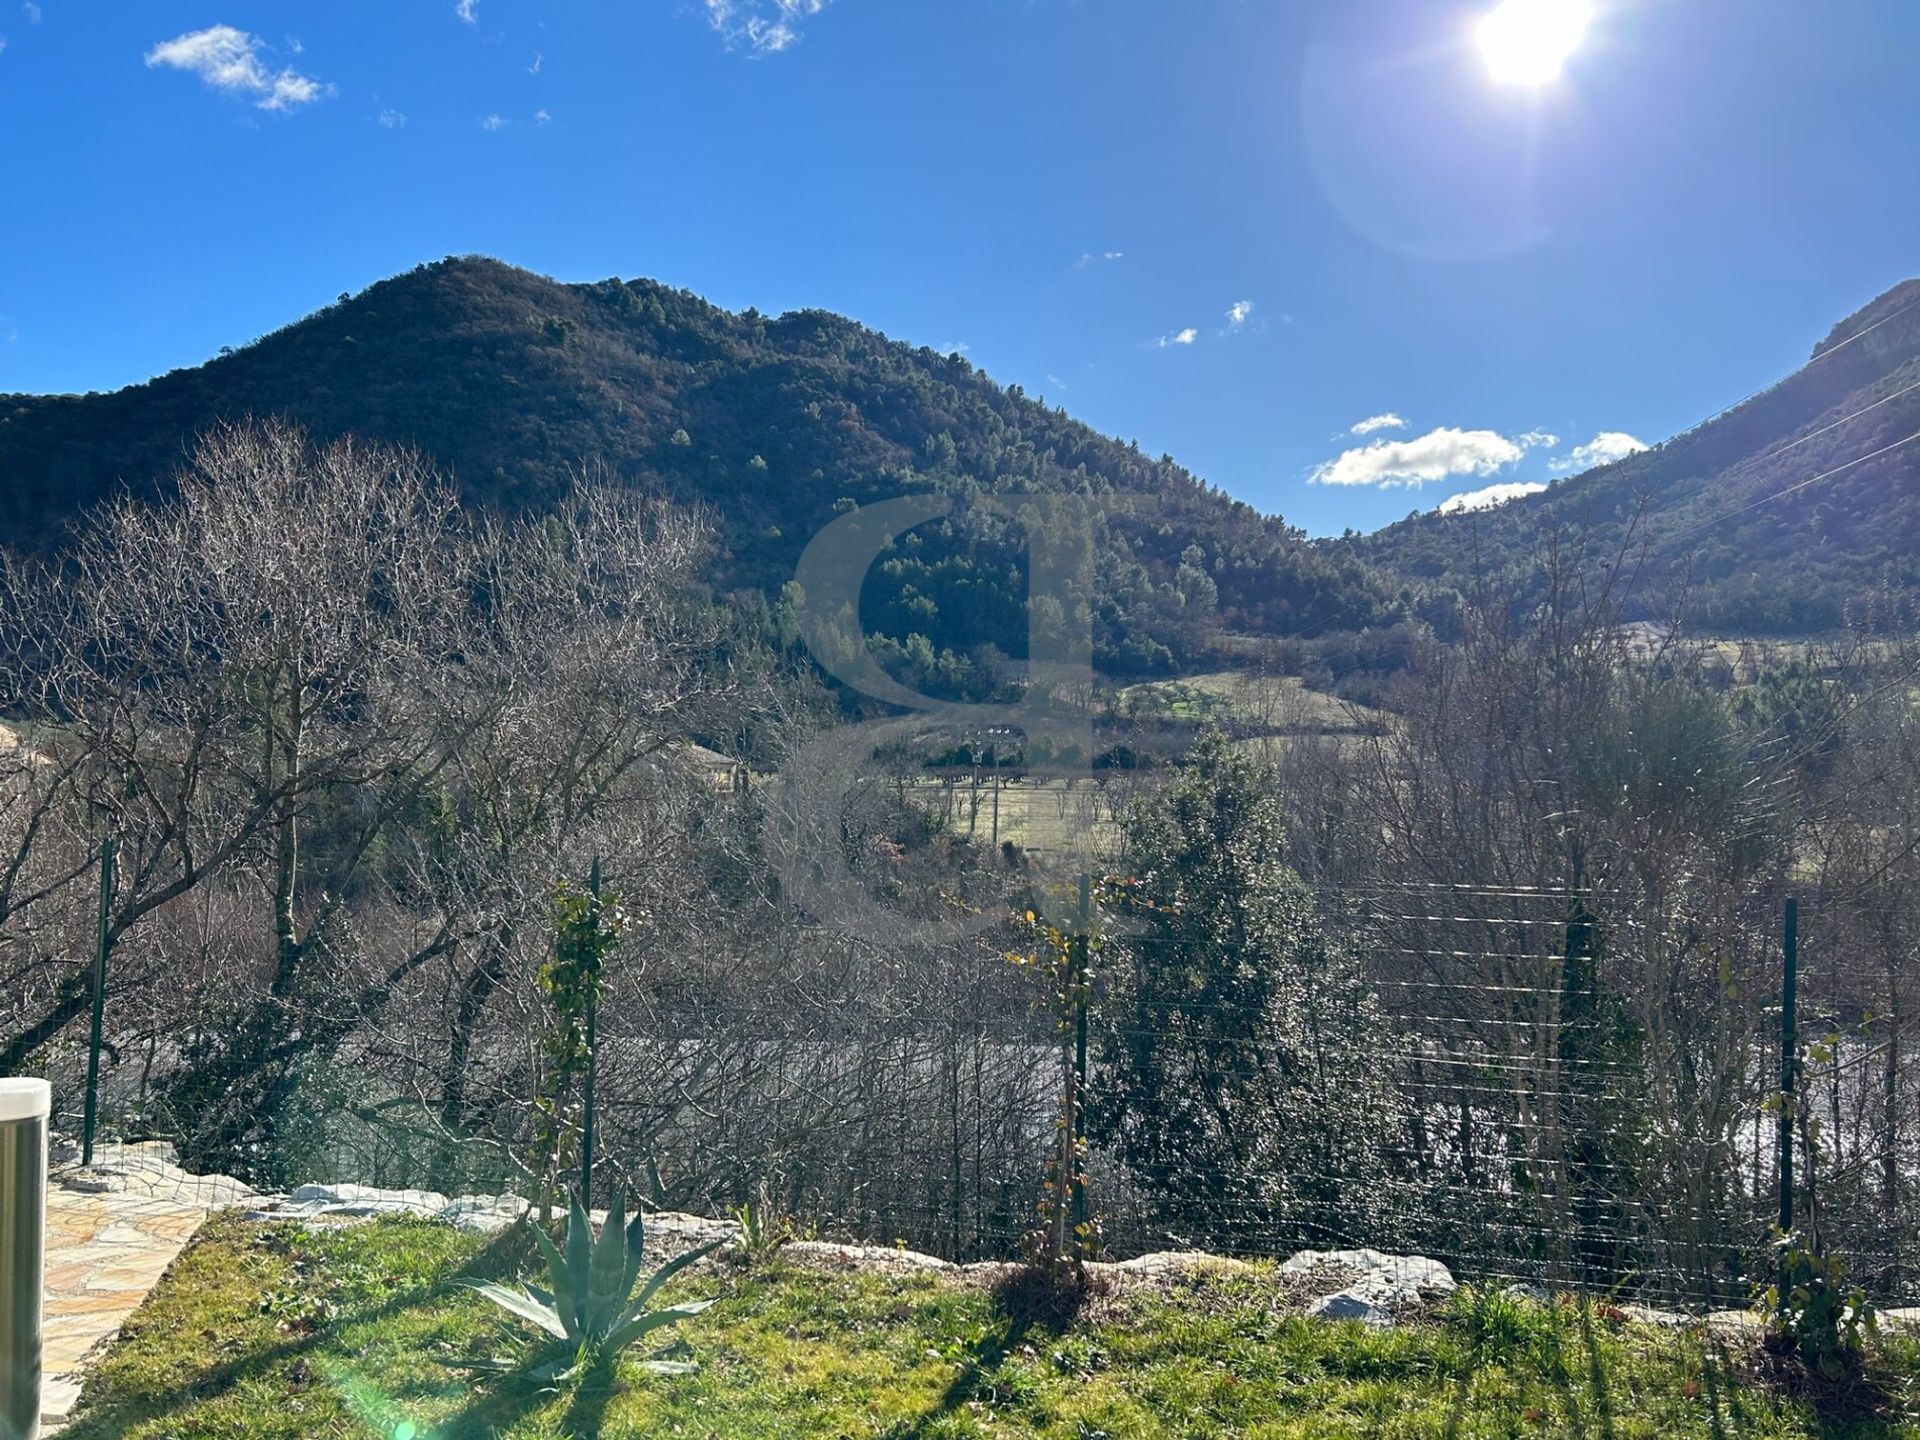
[1477,0,1592,86]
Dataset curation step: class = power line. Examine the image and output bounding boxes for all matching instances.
[1742,372,1920,469]
[1667,425,1920,544]
[1286,294,1920,647]
[1676,292,1920,440]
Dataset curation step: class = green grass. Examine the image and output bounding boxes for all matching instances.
[1117,672,1388,734]
[67,1215,1920,1439]
[907,776,1123,860]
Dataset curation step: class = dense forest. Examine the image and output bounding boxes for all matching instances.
[0,257,1407,687]
[1354,279,1920,633]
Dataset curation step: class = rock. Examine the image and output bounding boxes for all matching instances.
[247,1187,744,1255]
[54,1140,255,1207]
[1505,1282,1551,1304]
[1279,1248,1456,1299]
[1097,1251,1253,1283]
[437,1195,530,1234]
[1279,1248,1456,1325]
[784,1240,951,1273]
[39,1374,83,1428]
[642,1212,739,1250]
[282,1182,451,1219]
[1307,1291,1393,1326]
[53,1171,118,1195]
[1620,1304,1692,1328]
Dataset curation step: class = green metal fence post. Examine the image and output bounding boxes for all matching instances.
[580,856,601,1207]
[1070,873,1091,1244]
[81,837,114,1169]
[1779,897,1798,1235]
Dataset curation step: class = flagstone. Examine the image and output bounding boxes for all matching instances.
[33,1145,253,1434]
[44,1290,146,1318]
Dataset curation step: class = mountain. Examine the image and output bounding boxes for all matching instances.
[0,256,1406,684]
[1354,280,1920,633]
[13,260,1909,675]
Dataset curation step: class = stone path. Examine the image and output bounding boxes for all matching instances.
[40,1142,250,1433]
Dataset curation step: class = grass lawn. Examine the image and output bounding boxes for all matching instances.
[1117,672,1387,734]
[64,1214,1920,1439]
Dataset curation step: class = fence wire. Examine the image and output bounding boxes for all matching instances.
[10,872,1919,1316]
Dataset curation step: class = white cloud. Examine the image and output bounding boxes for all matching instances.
[22,3,39,23]
[1310,425,1556,489]
[1550,430,1649,474]
[1226,300,1254,329]
[1436,480,1548,515]
[1349,412,1407,436]
[706,0,829,54]
[1158,327,1199,348]
[528,51,543,74]
[533,107,551,125]
[0,33,8,54]
[481,113,509,131]
[378,107,406,128]
[456,0,478,24]
[1046,374,1068,391]
[1074,250,1125,268]
[146,26,331,111]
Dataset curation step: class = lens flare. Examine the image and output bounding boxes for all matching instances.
[1477,0,1592,86]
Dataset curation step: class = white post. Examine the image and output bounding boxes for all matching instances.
[0,1079,49,1440]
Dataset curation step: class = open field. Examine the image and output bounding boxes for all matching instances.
[913,775,1126,860]
[1118,671,1389,733]
[899,673,1389,861]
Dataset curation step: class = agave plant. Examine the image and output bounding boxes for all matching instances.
[466,1189,721,1379]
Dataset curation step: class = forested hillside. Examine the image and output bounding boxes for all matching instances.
[10,260,1918,677]
[0,257,1404,682]
[1356,280,1920,632]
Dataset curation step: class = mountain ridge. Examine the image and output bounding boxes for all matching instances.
[5,259,1918,673]
[1355,277,1920,632]
[0,257,1417,681]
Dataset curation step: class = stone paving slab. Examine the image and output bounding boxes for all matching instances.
[39,1142,251,1434]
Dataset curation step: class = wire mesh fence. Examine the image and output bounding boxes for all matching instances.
[9,861,1919,1315]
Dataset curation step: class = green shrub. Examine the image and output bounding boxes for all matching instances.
[1759,1232,1876,1381]
[731,1183,797,1266]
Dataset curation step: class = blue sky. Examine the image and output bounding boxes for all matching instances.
[1,1,1915,535]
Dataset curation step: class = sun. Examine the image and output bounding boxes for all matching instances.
[1476,0,1592,86]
